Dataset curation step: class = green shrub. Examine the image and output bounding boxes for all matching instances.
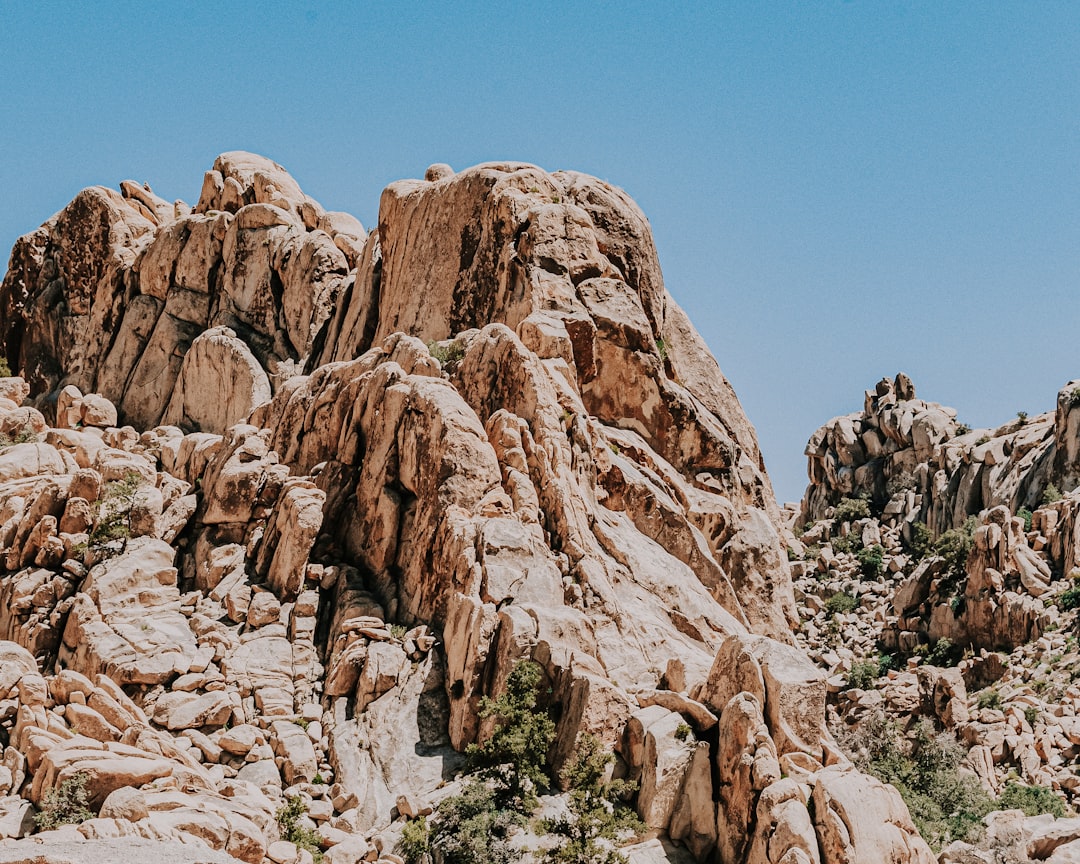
[466,660,555,812]
[1059,582,1080,611]
[834,496,871,523]
[390,624,407,640]
[541,734,645,864]
[908,522,933,560]
[87,471,145,553]
[428,339,465,366]
[826,591,858,615]
[1069,387,1080,408]
[856,544,885,578]
[0,427,38,449]
[975,435,990,445]
[1017,411,1029,426]
[887,471,918,497]
[432,781,524,864]
[934,517,978,597]
[276,795,324,862]
[924,638,961,668]
[976,688,1002,710]
[35,773,93,830]
[0,358,10,377]
[1043,483,1063,505]
[997,782,1068,818]
[848,716,992,849]
[399,815,432,864]
[830,533,862,555]
[847,659,879,690]
[654,339,667,361]
[955,423,972,435]
[1024,706,1039,727]
[673,723,692,742]
[1018,508,1033,532]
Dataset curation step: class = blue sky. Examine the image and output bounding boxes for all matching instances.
[2,2,1078,503]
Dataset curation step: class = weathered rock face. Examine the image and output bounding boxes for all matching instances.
[0,154,929,862]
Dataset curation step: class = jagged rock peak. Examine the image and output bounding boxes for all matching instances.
[0,152,938,863]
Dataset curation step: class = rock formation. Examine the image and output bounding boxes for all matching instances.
[0,154,933,862]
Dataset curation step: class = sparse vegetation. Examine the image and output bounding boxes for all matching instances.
[924,638,961,667]
[997,782,1068,818]
[428,339,465,366]
[35,773,93,830]
[844,715,991,849]
[541,734,645,864]
[1017,411,1028,426]
[86,471,144,554]
[466,660,555,810]
[673,722,692,742]
[1043,483,1063,505]
[399,815,432,864]
[977,688,1002,710]
[826,591,858,615]
[1069,387,1080,408]
[847,659,880,690]
[276,795,324,863]
[0,427,39,449]
[955,422,972,435]
[1018,507,1033,532]
[654,338,667,361]
[391,624,407,640]
[0,357,10,377]
[856,544,884,578]
[833,496,871,523]
[886,471,918,497]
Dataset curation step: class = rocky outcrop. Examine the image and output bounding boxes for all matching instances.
[0,154,929,863]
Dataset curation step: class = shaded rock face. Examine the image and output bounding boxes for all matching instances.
[0,154,930,862]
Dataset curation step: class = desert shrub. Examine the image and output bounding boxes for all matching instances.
[1058,580,1080,611]
[87,471,144,552]
[830,533,862,555]
[35,773,93,830]
[826,591,858,615]
[997,782,1067,818]
[935,517,978,597]
[432,781,524,864]
[0,427,38,449]
[848,716,992,849]
[399,815,432,864]
[428,339,465,366]
[802,543,821,560]
[856,544,885,578]
[924,638,962,668]
[976,688,1002,710]
[1017,411,1028,425]
[0,358,10,377]
[1018,508,1033,532]
[834,496,871,523]
[847,659,880,690]
[1024,706,1039,727]
[1043,483,1063,505]
[909,521,933,560]
[955,423,972,435]
[673,723,692,742]
[276,795,324,862]
[887,471,918,496]
[541,734,645,864]
[466,659,556,811]
[1069,387,1080,408]
[654,339,667,361]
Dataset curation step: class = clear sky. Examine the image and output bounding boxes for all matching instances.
[2,2,1078,504]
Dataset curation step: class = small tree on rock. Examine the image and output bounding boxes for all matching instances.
[466,659,555,812]
[542,734,645,864]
